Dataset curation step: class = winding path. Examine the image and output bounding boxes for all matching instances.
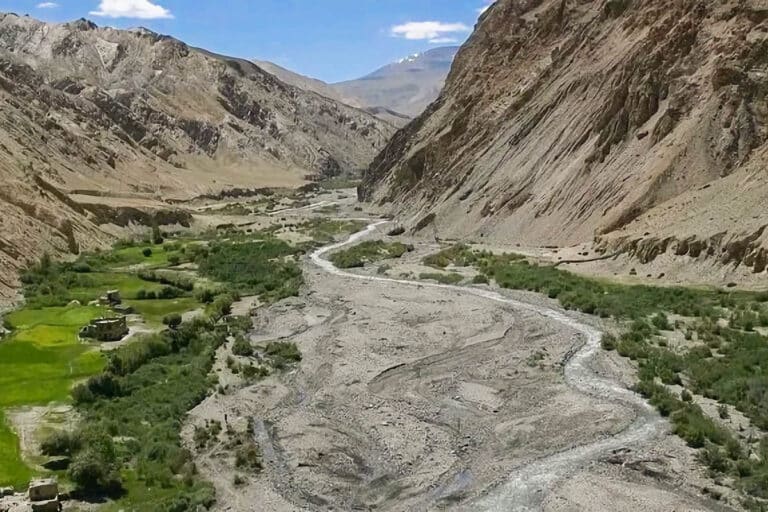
[310,221,665,511]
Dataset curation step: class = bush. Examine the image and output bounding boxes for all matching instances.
[418,272,463,285]
[196,288,216,304]
[142,248,153,257]
[651,312,671,330]
[265,341,301,369]
[718,404,730,420]
[69,447,121,491]
[235,442,262,472]
[72,262,92,273]
[136,289,148,300]
[168,255,180,266]
[163,314,183,329]
[208,294,234,321]
[330,240,410,268]
[681,389,693,402]
[472,274,490,285]
[232,336,253,357]
[159,286,182,299]
[601,333,617,351]
[41,430,82,456]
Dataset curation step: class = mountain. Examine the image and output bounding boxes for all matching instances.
[361,0,768,275]
[332,46,459,119]
[255,47,458,126]
[253,59,363,109]
[0,13,395,300]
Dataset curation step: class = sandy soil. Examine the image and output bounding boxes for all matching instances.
[183,200,736,511]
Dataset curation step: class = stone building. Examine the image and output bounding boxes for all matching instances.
[79,316,128,342]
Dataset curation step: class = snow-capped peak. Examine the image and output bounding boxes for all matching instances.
[397,53,421,64]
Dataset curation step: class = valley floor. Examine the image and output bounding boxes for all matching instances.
[0,187,753,511]
[185,195,734,512]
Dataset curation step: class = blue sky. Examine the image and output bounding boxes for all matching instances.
[2,0,493,82]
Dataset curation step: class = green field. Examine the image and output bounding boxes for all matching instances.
[0,411,32,489]
[0,224,315,502]
[0,241,201,489]
[125,298,200,325]
[0,305,108,487]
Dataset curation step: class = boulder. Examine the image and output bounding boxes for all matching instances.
[28,479,57,502]
[31,498,60,512]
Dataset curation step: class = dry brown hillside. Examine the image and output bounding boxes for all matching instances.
[361,0,768,276]
[0,13,395,301]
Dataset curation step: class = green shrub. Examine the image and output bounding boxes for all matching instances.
[423,244,478,269]
[232,336,253,357]
[41,430,82,457]
[651,312,671,330]
[72,262,92,273]
[472,274,489,285]
[330,240,411,268]
[265,341,301,369]
[418,272,463,285]
[196,288,216,304]
[159,286,182,299]
[235,442,263,472]
[142,248,153,258]
[601,333,617,351]
[163,314,183,329]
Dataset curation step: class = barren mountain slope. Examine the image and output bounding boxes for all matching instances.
[0,13,395,301]
[361,0,768,273]
[253,59,364,108]
[333,46,459,119]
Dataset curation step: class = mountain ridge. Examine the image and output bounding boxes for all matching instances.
[0,12,395,299]
[361,0,768,278]
[256,46,459,126]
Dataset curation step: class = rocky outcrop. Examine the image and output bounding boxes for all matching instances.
[361,0,768,268]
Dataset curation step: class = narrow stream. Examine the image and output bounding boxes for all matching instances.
[310,221,665,511]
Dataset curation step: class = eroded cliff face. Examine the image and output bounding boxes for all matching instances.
[361,0,768,271]
[0,13,395,301]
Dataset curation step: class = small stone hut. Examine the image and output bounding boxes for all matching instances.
[79,316,128,342]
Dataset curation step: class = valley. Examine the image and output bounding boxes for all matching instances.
[1,187,766,511]
[1,0,768,511]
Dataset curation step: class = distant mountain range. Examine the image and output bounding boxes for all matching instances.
[255,46,459,127]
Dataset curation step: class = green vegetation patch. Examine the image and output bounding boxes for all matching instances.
[42,316,239,510]
[330,240,412,268]
[196,237,303,302]
[0,411,33,489]
[297,219,368,244]
[423,244,480,269]
[125,298,200,326]
[418,272,464,285]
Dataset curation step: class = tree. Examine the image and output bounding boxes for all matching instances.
[142,248,153,257]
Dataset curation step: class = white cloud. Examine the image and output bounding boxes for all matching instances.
[36,2,59,8]
[90,0,173,19]
[390,21,470,41]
